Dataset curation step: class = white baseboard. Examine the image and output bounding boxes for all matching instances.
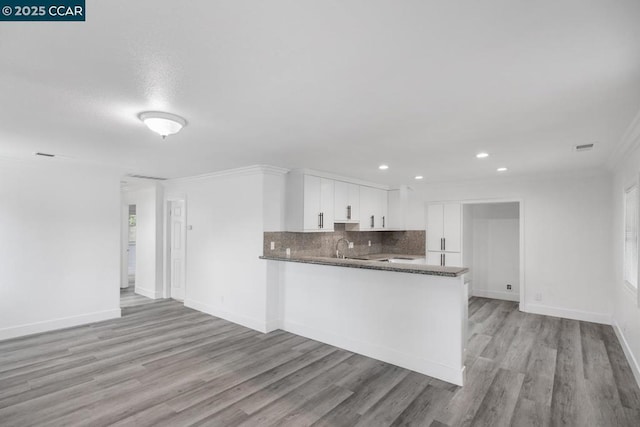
[135,286,162,299]
[524,303,611,325]
[612,319,640,389]
[282,319,464,386]
[184,299,268,333]
[472,289,519,302]
[0,309,121,342]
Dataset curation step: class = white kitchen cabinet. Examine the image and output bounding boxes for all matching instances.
[334,181,360,222]
[378,189,388,230]
[359,186,388,230]
[427,251,462,267]
[427,203,461,252]
[286,172,335,232]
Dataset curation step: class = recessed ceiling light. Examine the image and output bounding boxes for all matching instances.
[139,111,187,139]
[476,152,489,159]
[378,164,389,170]
[497,167,508,172]
[414,175,423,180]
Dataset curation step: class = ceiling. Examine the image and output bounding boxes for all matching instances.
[1,1,639,185]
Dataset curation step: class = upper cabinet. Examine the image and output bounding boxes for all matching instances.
[360,186,388,231]
[286,170,389,232]
[286,173,335,232]
[334,181,360,223]
[427,203,461,252]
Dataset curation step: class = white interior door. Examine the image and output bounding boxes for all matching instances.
[170,200,186,301]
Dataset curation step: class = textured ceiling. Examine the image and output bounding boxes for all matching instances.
[1,1,639,185]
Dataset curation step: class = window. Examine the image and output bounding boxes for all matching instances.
[624,185,638,289]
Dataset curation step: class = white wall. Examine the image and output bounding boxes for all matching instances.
[0,159,121,340]
[415,171,613,324]
[465,203,520,301]
[611,131,640,386]
[122,182,164,298]
[163,166,287,332]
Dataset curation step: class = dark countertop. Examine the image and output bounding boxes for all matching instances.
[259,254,468,277]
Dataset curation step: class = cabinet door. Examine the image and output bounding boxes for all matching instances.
[320,178,334,231]
[427,251,443,266]
[347,183,360,221]
[444,252,462,267]
[359,186,377,230]
[378,189,388,229]
[443,203,461,252]
[303,175,321,230]
[334,181,349,222]
[427,204,444,251]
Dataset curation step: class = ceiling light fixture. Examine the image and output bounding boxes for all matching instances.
[378,164,389,170]
[497,167,508,172]
[476,152,489,159]
[414,175,423,180]
[139,111,187,139]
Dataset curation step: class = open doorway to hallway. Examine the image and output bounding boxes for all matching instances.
[127,204,136,287]
[462,201,522,304]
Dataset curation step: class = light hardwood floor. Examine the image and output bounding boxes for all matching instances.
[0,294,638,426]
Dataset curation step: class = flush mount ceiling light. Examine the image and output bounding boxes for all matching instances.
[378,164,389,170]
[497,167,508,172]
[414,175,424,180]
[476,152,489,159]
[138,111,187,139]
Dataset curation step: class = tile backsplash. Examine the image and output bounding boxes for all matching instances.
[264,224,426,258]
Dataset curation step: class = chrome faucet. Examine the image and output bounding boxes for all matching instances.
[335,238,351,259]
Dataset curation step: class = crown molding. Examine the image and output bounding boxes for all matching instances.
[166,164,289,185]
[290,168,390,190]
[606,108,640,170]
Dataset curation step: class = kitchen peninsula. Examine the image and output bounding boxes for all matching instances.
[262,254,469,386]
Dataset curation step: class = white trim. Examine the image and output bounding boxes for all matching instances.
[167,165,289,184]
[184,299,268,333]
[291,168,390,190]
[0,309,121,342]
[607,108,640,170]
[471,289,519,302]
[135,286,162,300]
[282,319,464,386]
[612,318,640,389]
[524,303,611,325]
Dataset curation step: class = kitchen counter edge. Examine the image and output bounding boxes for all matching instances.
[259,255,468,277]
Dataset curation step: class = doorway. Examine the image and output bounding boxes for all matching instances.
[127,205,137,287]
[462,202,521,303]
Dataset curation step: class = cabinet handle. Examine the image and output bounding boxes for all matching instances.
[318,213,322,229]
[440,253,443,266]
[440,238,443,250]
[371,215,374,228]
[443,253,446,266]
[347,205,351,220]
[382,216,385,228]
[320,212,324,229]
[443,238,446,251]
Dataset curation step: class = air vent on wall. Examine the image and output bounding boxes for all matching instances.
[574,143,595,152]
[126,174,168,181]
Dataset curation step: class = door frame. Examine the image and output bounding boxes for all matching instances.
[163,196,187,300]
[120,202,130,289]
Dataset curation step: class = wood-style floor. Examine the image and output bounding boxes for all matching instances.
[120,286,156,308]
[0,294,638,426]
